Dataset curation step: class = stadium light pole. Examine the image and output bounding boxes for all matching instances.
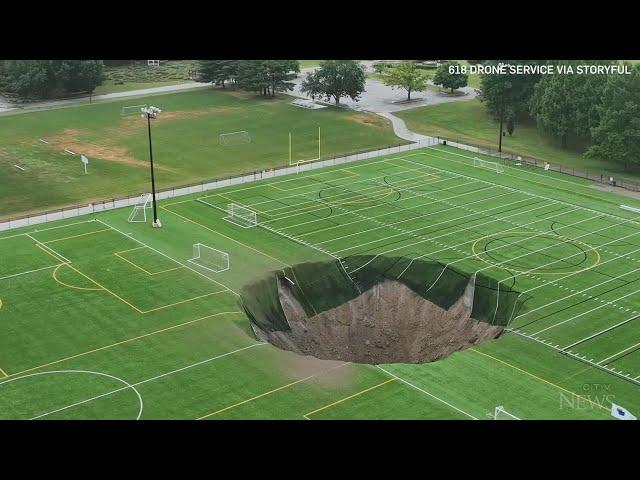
[141,106,162,228]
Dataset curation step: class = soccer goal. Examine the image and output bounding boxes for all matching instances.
[188,243,229,273]
[219,131,251,147]
[223,203,257,228]
[493,405,520,420]
[474,157,504,173]
[121,104,147,117]
[128,193,152,223]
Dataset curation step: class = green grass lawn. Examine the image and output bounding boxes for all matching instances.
[1,144,638,419]
[299,60,322,69]
[396,99,640,181]
[0,88,402,219]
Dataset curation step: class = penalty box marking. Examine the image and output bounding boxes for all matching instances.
[32,226,226,314]
[268,168,361,192]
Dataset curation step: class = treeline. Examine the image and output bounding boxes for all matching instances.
[198,60,300,97]
[477,60,640,170]
[198,60,368,106]
[0,60,104,100]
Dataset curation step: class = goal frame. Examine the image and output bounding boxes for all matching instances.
[219,131,251,147]
[473,157,504,173]
[188,243,229,273]
[127,193,152,223]
[223,203,257,228]
[121,104,147,117]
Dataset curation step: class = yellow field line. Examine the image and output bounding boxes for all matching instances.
[64,263,145,314]
[0,297,3,311]
[469,348,609,412]
[0,367,8,378]
[160,204,290,267]
[115,246,147,254]
[269,168,360,191]
[303,378,397,419]
[42,228,111,244]
[197,362,349,420]
[52,265,103,291]
[141,290,226,314]
[5,311,243,379]
[215,192,273,217]
[114,250,183,276]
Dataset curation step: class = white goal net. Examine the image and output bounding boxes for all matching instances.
[493,405,520,420]
[223,203,257,228]
[219,131,251,147]
[188,243,229,273]
[121,104,147,117]
[128,193,152,223]
[474,157,504,173]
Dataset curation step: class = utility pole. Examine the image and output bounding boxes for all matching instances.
[141,106,162,228]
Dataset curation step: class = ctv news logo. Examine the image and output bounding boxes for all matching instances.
[559,383,614,410]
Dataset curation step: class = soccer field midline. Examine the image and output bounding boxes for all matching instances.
[177,147,640,384]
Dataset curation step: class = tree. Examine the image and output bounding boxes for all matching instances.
[432,61,468,93]
[530,60,612,147]
[300,70,324,102]
[0,60,104,100]
[587,63,640,171]
[236,60,299,97]
[379,61,430,101]
[301,60,365,106]
[198,60,239,88]
[58,60,104,103]
[479,60,543,120]
[506,109,515,136]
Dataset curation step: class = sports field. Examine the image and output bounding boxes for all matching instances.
[1,144,639,419]
[0,88,400,219]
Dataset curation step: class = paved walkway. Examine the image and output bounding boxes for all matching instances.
[0,82,211,113]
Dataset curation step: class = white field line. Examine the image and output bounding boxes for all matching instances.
[29,343,266,420]
[330,185,596,258]
[0,263,67,282]
[330,196,572,256]
[396,205,581,279]
[507,328,640,387]
[258,175,481,226]
[422,212,615,296]
[433,145,640,211]
[247,166,460,214]
[413,149,640,229]
[534,288,640,336]
[376,366,478,419]
[26,233,73,264]
[0,219,98,242]
[197,199,338,262]
[275,181,503,234]
[197,149,434,199]
[596,340,640,365]
[95,219,240,297]
[343,200,571,276]
[316,190,524,247]
[516,262,640,320]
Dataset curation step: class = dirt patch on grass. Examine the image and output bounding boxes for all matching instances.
[252,275,504,365]
[347,113,391,130]
[43,128,172,171]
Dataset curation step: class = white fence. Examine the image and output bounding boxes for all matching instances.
[0,139,437,232]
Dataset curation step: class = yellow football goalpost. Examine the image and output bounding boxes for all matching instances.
[289,126,321,174]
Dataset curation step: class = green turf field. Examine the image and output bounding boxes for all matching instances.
[0,88,401,220]
[1,144,639,420]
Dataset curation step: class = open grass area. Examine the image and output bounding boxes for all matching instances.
[0,88,402,219]
[1,144,639,419]
[299,60,322,69]
[396,99,640,181]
